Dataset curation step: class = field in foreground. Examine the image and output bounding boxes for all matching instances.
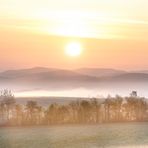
[0,123,148,148]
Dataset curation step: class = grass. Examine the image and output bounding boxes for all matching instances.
[0,123,148,148]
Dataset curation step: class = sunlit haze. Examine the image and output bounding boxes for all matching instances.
[0,0,148,97]
[0,0,148,71]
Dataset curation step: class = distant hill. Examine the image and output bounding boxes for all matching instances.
[132,70,148,74]
[0,67,148,97]
[106,73,148,82]
[0,67,57,78]
[75,68,126,77]
[0,67,99,91]
[0,68,98,82]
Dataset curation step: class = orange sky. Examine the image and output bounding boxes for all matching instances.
[0,0,148,71]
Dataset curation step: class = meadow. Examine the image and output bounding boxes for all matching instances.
[0,123,148,148]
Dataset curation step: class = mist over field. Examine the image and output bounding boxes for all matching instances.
[0,67,148,97]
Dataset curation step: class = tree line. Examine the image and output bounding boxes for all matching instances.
[0,90,148,126]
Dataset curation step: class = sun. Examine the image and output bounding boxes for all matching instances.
[65,42,82,57]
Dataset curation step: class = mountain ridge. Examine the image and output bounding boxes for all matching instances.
[0,67,148,96]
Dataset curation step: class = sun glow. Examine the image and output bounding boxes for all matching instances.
[65,42,82,57]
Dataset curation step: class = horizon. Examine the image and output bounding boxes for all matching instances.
[0,66,147,98]
[1,66,148,72]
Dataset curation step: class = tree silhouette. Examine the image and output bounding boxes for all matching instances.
[26,101,38,124]
[0,89,15,121]
[0,90,148,126]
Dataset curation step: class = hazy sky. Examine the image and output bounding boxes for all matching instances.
[0,0,148,71]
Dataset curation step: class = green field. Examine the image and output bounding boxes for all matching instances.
[0,123,148,148]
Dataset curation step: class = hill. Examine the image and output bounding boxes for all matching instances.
[0,67,148,96]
